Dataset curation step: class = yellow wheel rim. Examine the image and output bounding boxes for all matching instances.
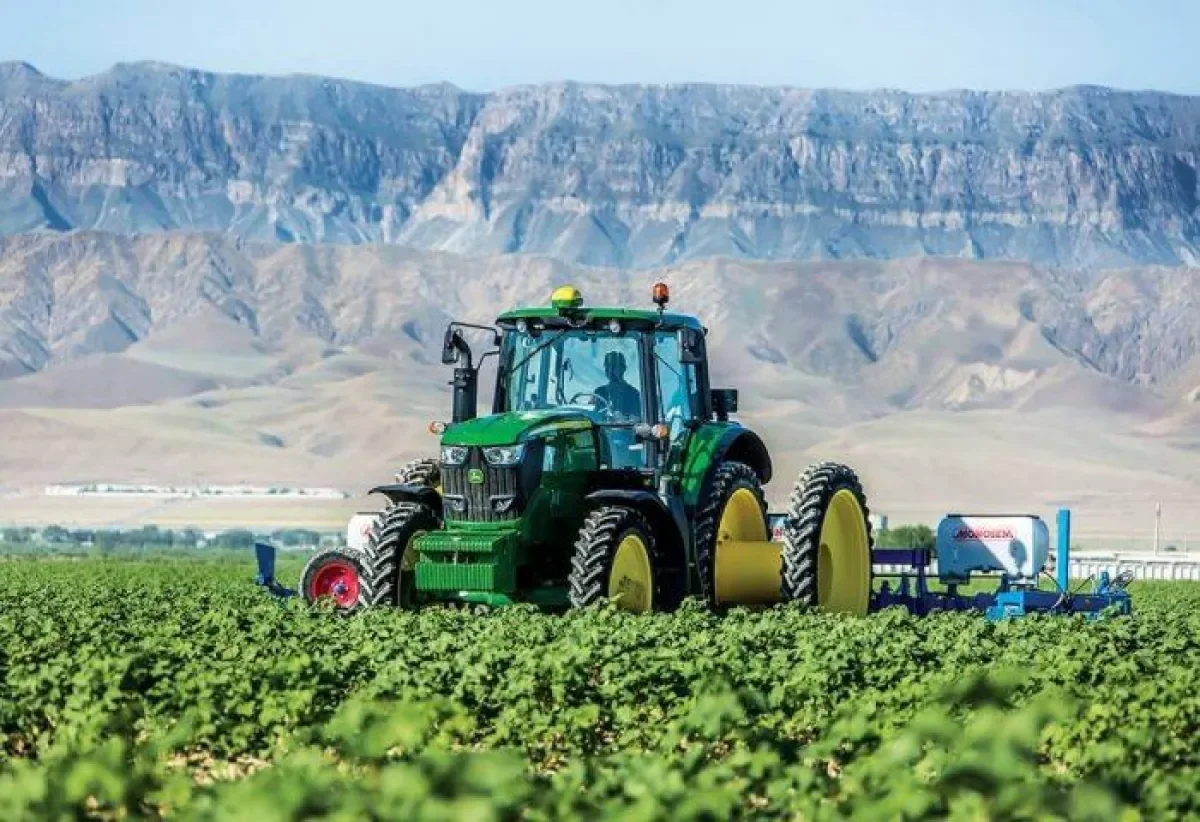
[609,533,653,612]
[816,489,871,615]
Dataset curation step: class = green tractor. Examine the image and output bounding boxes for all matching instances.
[299,284,875,615]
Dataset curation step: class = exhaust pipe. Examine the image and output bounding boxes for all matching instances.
[451,367,478,423]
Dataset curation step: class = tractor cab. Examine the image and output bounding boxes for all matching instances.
[488,286,712,474]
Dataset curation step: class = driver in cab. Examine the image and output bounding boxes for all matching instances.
[595,351,641,419]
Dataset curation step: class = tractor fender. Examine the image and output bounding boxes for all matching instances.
[368,483,442,516]
[585,489,688,605]
[710,428,772,485]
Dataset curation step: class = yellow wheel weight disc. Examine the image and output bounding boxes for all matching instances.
[816,489,871,615]
[719,488,768,544]
[713,487,779,605]
[609,533,654,612]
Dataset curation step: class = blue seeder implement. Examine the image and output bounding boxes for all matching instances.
[870,509,1132,620]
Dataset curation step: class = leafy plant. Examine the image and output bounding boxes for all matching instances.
[0,559,1196,819]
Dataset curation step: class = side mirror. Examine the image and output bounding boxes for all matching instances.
[711,388,738,420]
[680,327,704,364]
[441,327,459,365]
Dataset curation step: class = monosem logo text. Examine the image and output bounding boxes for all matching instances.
[954,526,1015,541]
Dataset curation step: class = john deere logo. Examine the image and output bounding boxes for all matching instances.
[467,468,485,484]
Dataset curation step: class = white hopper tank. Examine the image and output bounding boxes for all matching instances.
[936,514,1049,585]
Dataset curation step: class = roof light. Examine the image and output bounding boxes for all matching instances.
[551,285,584,311]
[428,421,447,435]
[607,319,621,334]
[652,282,670,308]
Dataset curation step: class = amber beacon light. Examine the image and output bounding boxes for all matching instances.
[652,282,670,308]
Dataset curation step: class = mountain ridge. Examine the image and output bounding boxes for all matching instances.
[2,62,1199,269]
[8,60,1200,98]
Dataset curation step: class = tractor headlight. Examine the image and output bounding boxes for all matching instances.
[482,444,525,466]
[440,445,468,466]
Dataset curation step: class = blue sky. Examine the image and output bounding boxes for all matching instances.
[3,0,1199,93]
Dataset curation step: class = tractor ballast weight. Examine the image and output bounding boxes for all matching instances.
[291,283,876,615]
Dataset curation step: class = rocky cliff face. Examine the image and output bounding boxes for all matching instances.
[2,62,1199,269]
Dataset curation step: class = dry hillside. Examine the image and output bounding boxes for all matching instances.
[1,231,1199,531]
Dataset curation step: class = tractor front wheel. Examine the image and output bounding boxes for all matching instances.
[780,461,873,615]
[569,506,659,613]
[361,501,439,608]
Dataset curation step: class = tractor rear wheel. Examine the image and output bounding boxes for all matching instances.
[780,461,873,615]
[694,461,770,606]
[361,501,439,608]
[396,457,441,490]
[569,506,659,613]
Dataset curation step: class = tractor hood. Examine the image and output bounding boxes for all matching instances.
[441,408,594,447]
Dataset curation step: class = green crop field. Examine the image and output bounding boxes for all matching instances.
[1,558,1197,820]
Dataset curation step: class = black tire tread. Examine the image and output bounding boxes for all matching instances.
[780,461,873,604]
[395,457,441,488]
[360,500,440,608]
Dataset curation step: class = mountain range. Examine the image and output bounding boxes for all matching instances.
[2,61,1200,269]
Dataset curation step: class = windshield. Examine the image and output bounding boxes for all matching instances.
[503,328,645,422]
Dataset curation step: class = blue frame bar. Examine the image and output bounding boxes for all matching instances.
[1056,508,1071,594]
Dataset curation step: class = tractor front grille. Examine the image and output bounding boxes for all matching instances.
[440,448,520,523]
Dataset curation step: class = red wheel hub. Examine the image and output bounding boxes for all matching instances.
[308,559,361,607]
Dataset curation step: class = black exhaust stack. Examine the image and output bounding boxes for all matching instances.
[443,327,478,422]
[451,367,478,423]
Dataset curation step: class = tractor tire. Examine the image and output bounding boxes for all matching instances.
[569,506,660,613]
[360,501,440,608]
[693,461,769,606]
[780,461,874,616]
[395,457,440,489]
[300,549,374,613]
[302,502,438,612]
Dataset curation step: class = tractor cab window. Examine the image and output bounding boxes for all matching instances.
[505,329,645,421]
[504,327,648,469]
[654,330,699,443]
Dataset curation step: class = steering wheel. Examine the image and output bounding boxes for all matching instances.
[569,392,611,414]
